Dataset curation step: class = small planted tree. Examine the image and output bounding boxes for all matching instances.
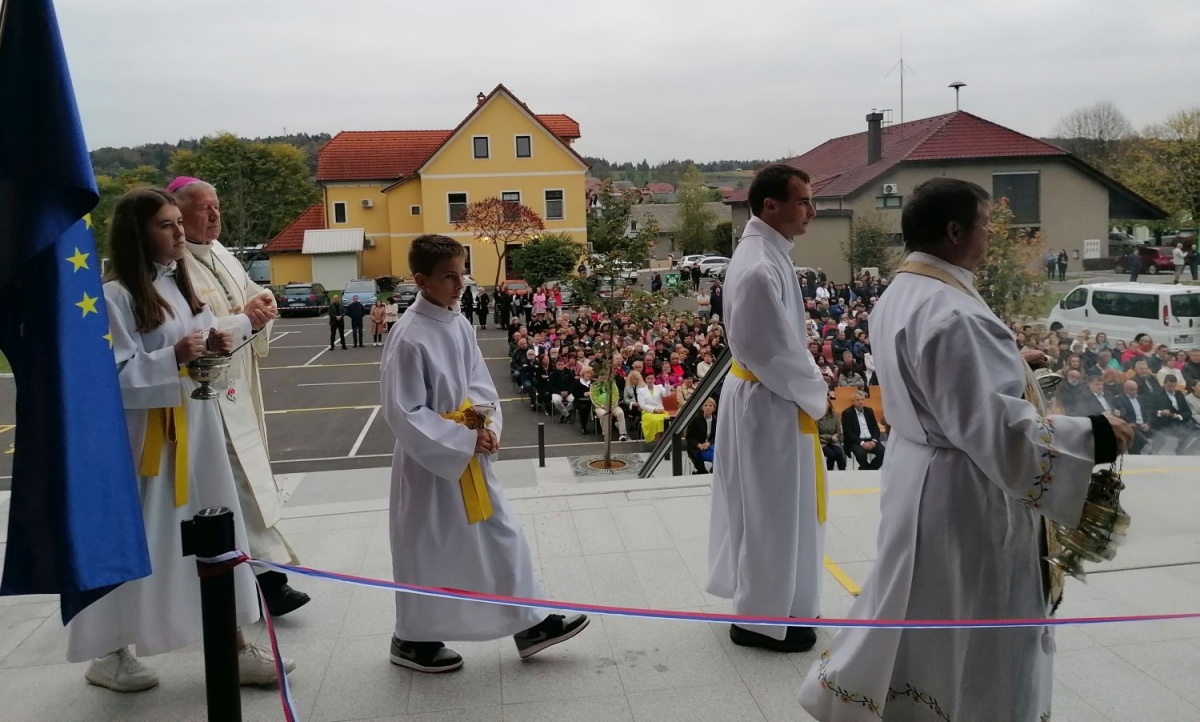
[675,164,718,255]
[511,232,584,289]
[455,197,545,289]
[843,212,897,279]
[978,198,1045,321]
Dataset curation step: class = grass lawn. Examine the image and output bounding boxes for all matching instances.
[0,352,9,374]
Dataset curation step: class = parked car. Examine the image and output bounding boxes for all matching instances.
[1113,246,1176,275]
[498,279,530,297]
[697,255,731,277]
[342,278,380,304]
[678,254,709,272]
[390,282,419,313]
[1048,282,1200,350]
[276,283,328,317]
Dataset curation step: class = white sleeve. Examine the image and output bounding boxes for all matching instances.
[104,284,182,410]
[915,309,1097,527]
[380,337,477,482]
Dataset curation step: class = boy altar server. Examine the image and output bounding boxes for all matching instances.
[381,235,589,672]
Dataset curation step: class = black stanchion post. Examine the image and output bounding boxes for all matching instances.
[537,422,546,468]
[671,430,683,476]
[181,506,242,722]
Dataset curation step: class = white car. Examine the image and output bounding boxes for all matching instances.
[697,256,731,277]
[1047,282,1200,350]
[678,254,708,271]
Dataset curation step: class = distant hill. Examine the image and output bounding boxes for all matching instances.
[90,133,333,177]
[583,157,778,188]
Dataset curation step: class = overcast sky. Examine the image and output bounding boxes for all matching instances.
[54,0,1200,164]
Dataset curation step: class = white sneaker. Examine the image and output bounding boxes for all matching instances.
[84,648,159,693]
[238,643,296,686]
[618,435,629,442]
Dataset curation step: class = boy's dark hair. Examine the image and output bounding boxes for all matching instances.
[901,178,991,254]
[749,163,811,216]
[409,234,465,276]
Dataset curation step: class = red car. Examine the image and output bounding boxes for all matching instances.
[1114,246,1175,275]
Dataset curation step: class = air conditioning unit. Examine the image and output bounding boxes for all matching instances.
[361,198,374,208]
[364,238,376,248]
[882,183,899,195]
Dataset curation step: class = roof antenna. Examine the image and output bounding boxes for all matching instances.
[885,35,915,136]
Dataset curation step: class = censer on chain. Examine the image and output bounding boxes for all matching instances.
[1045,461,1130,581]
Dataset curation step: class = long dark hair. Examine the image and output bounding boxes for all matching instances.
[106,187,205,333]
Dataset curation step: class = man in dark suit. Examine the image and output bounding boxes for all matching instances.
[1150,374,1194,453]
[1131,360,1163,398]
[1113,380,1152,454]
[686,397,718,474]
[840,391,885,470]
[328,294,348,350]
[1073,375,1118,417]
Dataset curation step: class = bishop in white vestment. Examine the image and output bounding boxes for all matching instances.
[707,166,831,650]
[68,265,260,663]
[799,179,1125,721]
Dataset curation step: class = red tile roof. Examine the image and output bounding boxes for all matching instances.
[265,203,324,253]
[644,182,675,194]
[724,111,1070,203]
[316,88,584,183]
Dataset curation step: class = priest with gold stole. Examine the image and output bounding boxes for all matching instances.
[706,164,831,653]
[799,178,1132,721]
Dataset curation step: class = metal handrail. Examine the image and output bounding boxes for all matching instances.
[637,346,732,479]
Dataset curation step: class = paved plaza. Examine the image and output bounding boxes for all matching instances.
[2,455,1200,721]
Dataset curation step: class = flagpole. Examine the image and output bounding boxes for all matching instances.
[182,507,243,722]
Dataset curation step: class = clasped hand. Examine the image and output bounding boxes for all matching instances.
[244,293,278,331]
[475,429,499,455]
[174,327,233,364]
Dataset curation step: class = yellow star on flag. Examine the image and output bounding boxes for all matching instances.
[103,331,114,348]
[76,292,99,317]
[84,214,93,229]
[66,247,90,272]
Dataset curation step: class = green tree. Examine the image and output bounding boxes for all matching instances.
[169,134,320,251]
[586,179,641,253]
[675,164,718,254]
[1115,108,1200,231]
[456,197,545,289]
[511,232,584,288]
[978,198,1045,321]
[843,212,898,279]
[92,165,164,256]
[710,221,733,257]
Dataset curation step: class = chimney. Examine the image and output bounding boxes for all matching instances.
[866,111,884,165]
[476,92,486,106]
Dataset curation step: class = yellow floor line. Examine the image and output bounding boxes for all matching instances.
[261,362,380,370]
[264,404,380,415]
[831,487,880,496]
[1122,467,1200,475]
[0,425,14,435]
[824,556,861,597]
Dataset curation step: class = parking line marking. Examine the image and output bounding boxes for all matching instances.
[269,331,297,343]
[274,453,392,464]
[261,362,381,370]
[275,344,332,350]
[298,381,379,387]
[349,406,381,457]
[265,404,380,415]
[0,425,14,435]
[303,347,330,366]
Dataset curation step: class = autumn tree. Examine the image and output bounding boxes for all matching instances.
[93,165,164,255]
[169,133,320,251]
[978,198,1045,321]
[843,212,898,279]
[511,232,583,288]
[455,197,545,289]
[674,164,718,254]
[1051,101,1132,171]
[1116,108,1200,231]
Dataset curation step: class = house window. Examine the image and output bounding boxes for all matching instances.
[472,136,489,159]
[410,205,421,215]
[993,172,1040,225]
[448,193,468,223]
[545,190,564,220]
[516,135,532,158]
[887,232,904,247]
[630,220,638,232]
[333,202,347,224]
[875,196,903,209]
[502,191,520,221]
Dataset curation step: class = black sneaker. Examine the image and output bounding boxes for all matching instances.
[389,637,463,673]
[729,624,816,653]
[513,614,590,659]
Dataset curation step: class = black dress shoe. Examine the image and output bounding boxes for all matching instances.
[729,624,816,653]
[264,584,311,617]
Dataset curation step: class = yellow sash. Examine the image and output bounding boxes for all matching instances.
[729,361,827,524]
[441,400,495,524]
[139,368,189,507]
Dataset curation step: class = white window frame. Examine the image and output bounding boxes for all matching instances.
[544,188,565,220]
[472,136,490,160]
[515,134,532,158]
[333,201,348,224]
[447,192,469,224]
[501,191,521,222]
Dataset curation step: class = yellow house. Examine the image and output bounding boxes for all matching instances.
[265,84,589,289]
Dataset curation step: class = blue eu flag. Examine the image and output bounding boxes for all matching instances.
[0,0,151,622]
